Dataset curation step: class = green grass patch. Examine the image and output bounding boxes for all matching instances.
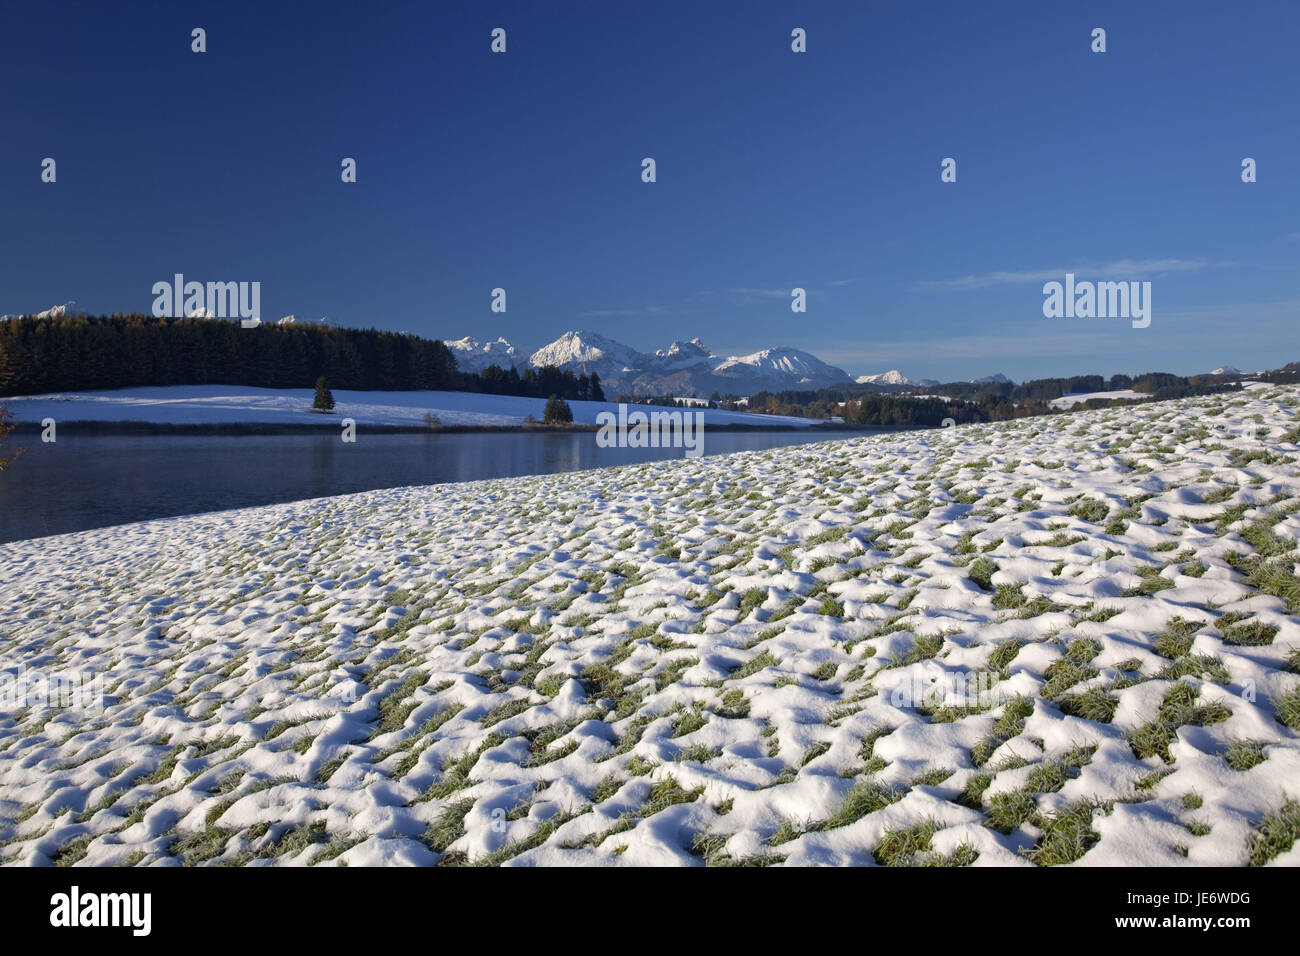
[1248,801,1300,866]
[968,557,997,591]
[1223,740,1268,772]
[1128,683,1233,762]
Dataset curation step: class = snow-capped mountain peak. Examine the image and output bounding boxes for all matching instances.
[713,346,846,384]
[445,335,524,372]
[34,301,76,319]
[656,338,713,360]
[856,369,912,386]
[529,330,646,372]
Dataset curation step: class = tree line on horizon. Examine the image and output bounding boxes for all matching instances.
[607,370,1249,426]
[739,372,1244,427]
[0,313,604,402]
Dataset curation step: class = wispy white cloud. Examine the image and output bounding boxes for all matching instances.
[921,258,1215,291]
[725,287,792,299]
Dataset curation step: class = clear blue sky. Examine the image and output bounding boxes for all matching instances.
[2,0,1297,382]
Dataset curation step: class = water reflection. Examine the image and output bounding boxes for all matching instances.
[0,429,864,543]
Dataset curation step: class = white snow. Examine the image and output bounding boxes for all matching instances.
[31,301,76,319]
[2,385,1298,867]
[0,385,816,428]
[446,336,524,372]
[1051,389,1152,409]
[712,346,842,383]
[529,330,646,373]
[856,370,912,386]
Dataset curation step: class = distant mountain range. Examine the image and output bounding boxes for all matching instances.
[854,369,1009,387]
[445,330,1017,397]
[447,330,855,397]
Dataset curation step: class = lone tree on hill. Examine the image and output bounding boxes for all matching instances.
[313,376,335,412]
[543,395,573,424]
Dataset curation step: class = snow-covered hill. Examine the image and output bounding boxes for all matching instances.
[0,385,815,429]
[1049,389,1152,409]
[3,385,1298,866]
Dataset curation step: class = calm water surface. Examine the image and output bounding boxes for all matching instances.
[0,430,865,543]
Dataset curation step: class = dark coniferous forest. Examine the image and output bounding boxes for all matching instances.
[0,313,604,402]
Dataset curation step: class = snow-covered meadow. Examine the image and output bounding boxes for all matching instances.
[0,385,814,429]
[1,385,1298,866]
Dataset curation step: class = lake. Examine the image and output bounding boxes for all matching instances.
[0,430,866,543]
